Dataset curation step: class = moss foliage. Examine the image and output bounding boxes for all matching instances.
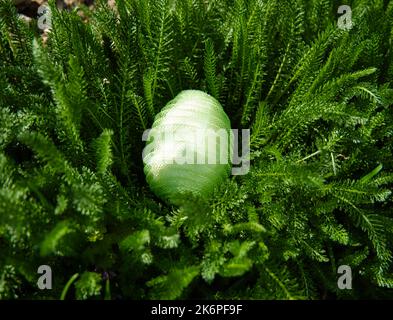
[0,0,393,299]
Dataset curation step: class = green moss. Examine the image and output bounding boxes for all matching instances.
[0,0,393,299]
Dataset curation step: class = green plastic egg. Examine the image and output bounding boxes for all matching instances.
[143,90,233,205]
